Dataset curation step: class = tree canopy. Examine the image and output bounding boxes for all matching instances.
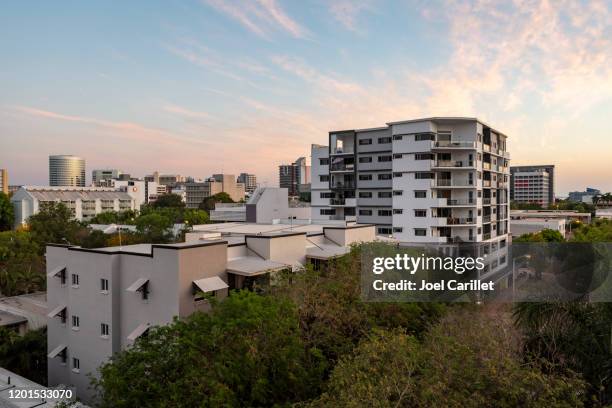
[199,192,234,211]
[0,192,13,231]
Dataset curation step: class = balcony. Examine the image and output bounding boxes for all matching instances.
[483,180,492,187]
[330,163,355,172]
[483,162,491,170]
[331,146,354,155]
[433,141,476,149]
[446,236,475,243]
[434,179,474,188]
[433,160,474,168]
[439,198,476,206]
[332,181,356,190]
[483,232,492,240]
[482,215,491,223]
[447,217,476,225]
[330,198,357,206]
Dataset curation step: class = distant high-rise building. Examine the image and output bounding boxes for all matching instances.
[0,169,7,194]
[49,155,85,187]
[144,172,185,186]
[510,165,555,206]
[237,173,257,193]
[185,174,245,208]
[568,187,601,203]
[279,157,310,196]
[92,169,122,186]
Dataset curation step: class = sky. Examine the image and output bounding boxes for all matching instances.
[0,0,611,195]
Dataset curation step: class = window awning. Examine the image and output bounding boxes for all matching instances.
[192,276,228,293]
[47,304,67,318]
[126,278,149,293]
[127,323,150,342]
[47,266,66,278]
[48,344,67,359]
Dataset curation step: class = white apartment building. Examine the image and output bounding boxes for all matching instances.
[91,169,122,186]
[111,179,166,208]
[311,117,511,245]
[46,222,376,402]
[11,186,136,227]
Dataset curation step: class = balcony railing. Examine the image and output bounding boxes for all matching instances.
[434,160,473,168]
[482,198,491,205]
[330,163,355,171]
[435,179,474,187]
[434,141,476,148]
[447,217,476,225]
[483,215,491,223]
[332,181,356,189]
[331,147,354,155]
[483,180,492,187]
[445,198,476,206]
[483,232,491,240]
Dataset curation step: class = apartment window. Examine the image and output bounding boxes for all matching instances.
[393,172,402,178]
[415,133,434,141]
[320,209,336,215]
[71,274,79,287]
[359,156,372,163]
[414,190,427,198]
[500,239,507,248]
[378,209,392,217]
[378,155,392,162]
[100,278,109,292]
[320,192,333,198]
[393,190,403,196]
[101,323,109,337]
[359,139,372,145]
[72,315,80,329]
[393,153,403,159]
[378,137,392,144]
[378,227,392,235]
[415,172,434,179]
[414,228,427,236]
[378,191,392,198]
[414,153,434,160]
[393,209,403,214]
[319,158,329,165]
[359,174,373,181]
[393,135,403,140]
[319,175,329,182]
[359,191,372,198]
[378,173,392,180]
[414,209,427,217]
[393,227,403,233]
[359,209,372,216]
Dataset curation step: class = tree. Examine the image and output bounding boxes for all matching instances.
[514,228,565,243]
[182,209,209,226]
[0,327,47,385]
[0,192,13,231]
[199,192,233,212]
[152,194,185,209]
[0,231,44,296]
[28,202,81,249]
[93,291,325,408]
[89,210,137,225]
[134,213,173,243]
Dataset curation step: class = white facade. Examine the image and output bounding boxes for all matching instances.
[312,117,511,245]
[91,169,121,186]
[111,180,164,208]
[11,186,136,226]
[510,218,566,238]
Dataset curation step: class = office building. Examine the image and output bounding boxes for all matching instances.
[111,180,165,208]
[185,174,245,208]
[312,117,511,244]
[144,172,185,186]
[92,169,122,186]
[11,186,135,226]
[237,173,257,193]
[568,187,600,203]
[0,169,8,194]
[49,155,86,187]
[510,165,555,206]
[46,222,376,402]
[279,157,310,196]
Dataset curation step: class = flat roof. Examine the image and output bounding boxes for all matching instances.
[226,257,289,276]
[306,245,349,260]
[192,222,329,236]
[0,292,47,330]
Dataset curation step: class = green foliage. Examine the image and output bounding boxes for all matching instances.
[0,327,47,385]
[515,228,565,243]
[0,192,13,231]
[0,230,44,296]
[315,307,586,407]
[514,302,612,404]
[571,219,612,242]
[199,192,234,211]
[93,291,325,408]
[550,199,594,214]
[151,193,185,209]
[182,209,209,225]
[135,213,173,243]
[89,210,137,225]
[28,202,81,248]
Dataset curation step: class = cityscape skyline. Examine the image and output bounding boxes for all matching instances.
[1,1,611,194]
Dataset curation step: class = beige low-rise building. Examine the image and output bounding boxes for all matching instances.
[46,221,376,402]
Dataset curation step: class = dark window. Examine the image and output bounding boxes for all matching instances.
[320,175,329,182]
[319,158,329,165]
[359,156,372,163]
[359,139,372,145]
[320,209,336,215]
[414,172,434,179]
[414,190,427,198]
[378,209,392,216]
[378,155,392,162]
[101,323,109,336]
[72,274,79,286]
[393,209,403,214]
[393,227,403,233]
[414,228,427,236]
[359,192,372,198]
[393,153,403,159]
[393,172,402,178]
[378,137,391,144]
[378,191,392,198]
[393,190,403,196]
[378,174,392,180]
[414,153,434,160]
[359,174,373,181]
[100,278,109,292]
[359,209,372,216]
[414,209,427,217]
[393,135,403,140]
[320,192,333,198]
[415,133,434,141]
[378,227,392,235]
